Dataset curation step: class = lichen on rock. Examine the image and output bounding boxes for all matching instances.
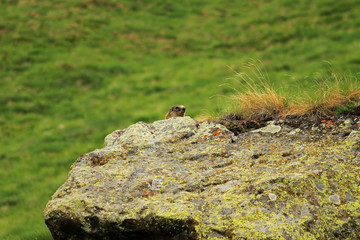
[44,116,360,239]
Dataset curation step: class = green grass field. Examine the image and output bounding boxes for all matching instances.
[1,0,360,239]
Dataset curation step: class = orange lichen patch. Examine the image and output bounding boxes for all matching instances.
[212,128,222,136]
[220,134,229,141]
[319,119,335,131]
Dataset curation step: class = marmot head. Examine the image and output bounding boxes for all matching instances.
[165,105,186,119]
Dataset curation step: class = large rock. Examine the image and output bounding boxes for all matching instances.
[44,117,360,239]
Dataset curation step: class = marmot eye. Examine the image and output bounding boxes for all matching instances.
[175,107,179,110]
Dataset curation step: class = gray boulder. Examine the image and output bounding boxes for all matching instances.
[44,117,360,239]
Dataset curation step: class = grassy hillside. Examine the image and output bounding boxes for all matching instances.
[1,0,360,239]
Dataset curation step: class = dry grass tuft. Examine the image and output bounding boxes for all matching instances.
[232,85,286,120]
[288,73,360,118]
[227,62,360,121]
[229,61,287,120]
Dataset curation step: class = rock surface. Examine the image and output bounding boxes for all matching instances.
[44,116,360,239]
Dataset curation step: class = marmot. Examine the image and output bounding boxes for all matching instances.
[165,105,186,119]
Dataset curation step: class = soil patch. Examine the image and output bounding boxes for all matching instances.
[216,113,360,137]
